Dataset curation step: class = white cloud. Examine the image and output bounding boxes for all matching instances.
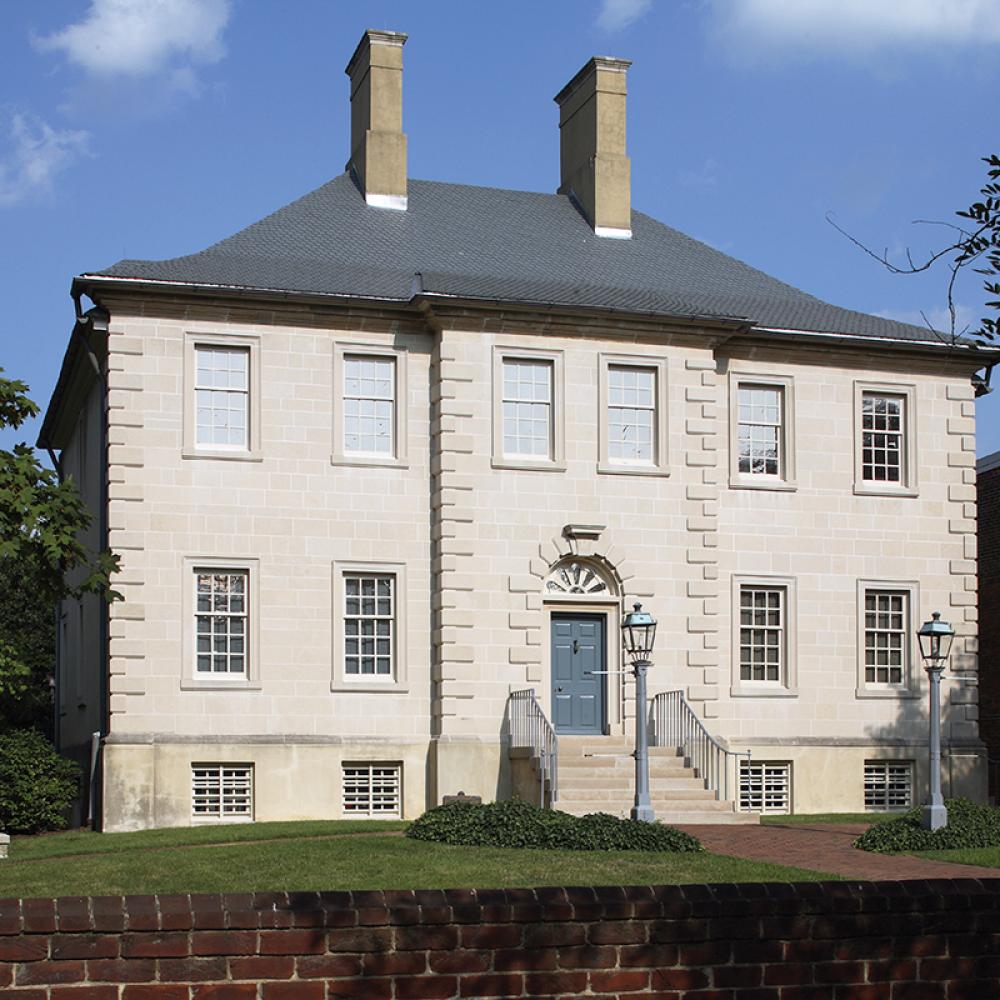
[0,112,91,208]
[707,0,1000,52]
[35,0,231,77]
[596,0,652,31]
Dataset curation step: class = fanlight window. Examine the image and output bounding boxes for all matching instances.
[545,561,610,596]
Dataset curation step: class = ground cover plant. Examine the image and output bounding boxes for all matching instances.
[854,798,1000,853]
[406,798,702,852]
[0,820,837,897]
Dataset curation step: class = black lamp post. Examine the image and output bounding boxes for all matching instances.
[622,602,657,822]
[916,611,955,831]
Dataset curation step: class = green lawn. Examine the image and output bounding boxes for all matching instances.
[0,821,838,896]
[912,847,1000,868]
[761,812,898,825]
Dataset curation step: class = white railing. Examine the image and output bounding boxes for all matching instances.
[508,689,558,806]
[651,690,750,802]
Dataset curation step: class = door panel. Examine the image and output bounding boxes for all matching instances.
[550,614,606,734]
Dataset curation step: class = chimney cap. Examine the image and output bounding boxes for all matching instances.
[554,56,632,106]
[345,28,408,77]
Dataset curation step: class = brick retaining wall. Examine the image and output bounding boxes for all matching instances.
[2,881,999,998]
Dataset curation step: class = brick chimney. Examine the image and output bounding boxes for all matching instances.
[345,29,408,210]
[554,57,632,238]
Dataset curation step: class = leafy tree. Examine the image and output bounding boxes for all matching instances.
[830,153,1000,349]
[0,370,119,731]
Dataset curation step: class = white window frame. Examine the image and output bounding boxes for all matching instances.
[341,762,402,818]
[332,561,408,692]
[739,760,791,815]
[853,381,918,497]
[731,575,797,697]
[191,763,254,822]
[331,343,408,468]
[181,557,261,690]
[856,580,920,699]
[864,759,914,812]
[183,332,262,462]
[598,353,669,476]
[728,372,796,491]
[492,346,565,472]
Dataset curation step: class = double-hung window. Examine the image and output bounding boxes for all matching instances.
[502,359,552,459]
[195,571,249,676]
[854,382,917,495]
[857,581,917,696]
[195,346,249,449]
[343,573,394,679]
[598,355,669,475]
[729,374,795,488]
[732,576,797,696]
[343,356,395,457]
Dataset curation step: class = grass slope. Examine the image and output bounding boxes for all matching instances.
[913,848,1000,868]
[0,822,838,896]
[761,813,898,826]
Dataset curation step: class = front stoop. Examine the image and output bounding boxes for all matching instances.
[518,735,760,825]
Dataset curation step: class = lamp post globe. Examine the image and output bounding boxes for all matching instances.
[622,603,657,823]
[916,612,955,832]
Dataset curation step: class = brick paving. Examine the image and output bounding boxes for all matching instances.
[679,821,1000,879]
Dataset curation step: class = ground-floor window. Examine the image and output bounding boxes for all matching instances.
[739,760,791,814]
[342,762,401,818]
[864,760,913,811]
[191,763,254,820]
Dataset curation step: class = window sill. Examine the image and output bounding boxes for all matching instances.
[331,682,410,694]
[730,685,798,698]
[182,449,263,463]
[597,462,670,478]
[853,484,919,499]
[330,454,409,470]
[181,679,262,691]
[491,458,567,473]
[855,687,920,700]
[729,477,797,492]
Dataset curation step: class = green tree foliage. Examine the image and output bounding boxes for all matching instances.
[0,729,80,833]
[0,369,119,731]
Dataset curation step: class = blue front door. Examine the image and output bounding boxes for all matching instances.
[551,613,606,734]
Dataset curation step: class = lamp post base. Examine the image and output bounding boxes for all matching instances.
[922,802,948,831]
[630,803,656,823]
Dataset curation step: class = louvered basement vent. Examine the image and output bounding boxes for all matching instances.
[739,761,791,814]
[342,762,401,818]
[192,763,254,820]
[865,760,913,811]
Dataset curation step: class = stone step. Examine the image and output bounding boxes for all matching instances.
[558,776,714,794]
[556,795,735,812]
[559,755,689,772]
[556,802,759,824]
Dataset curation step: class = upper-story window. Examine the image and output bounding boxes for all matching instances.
[195,346,250,449]
[331,344,408,468]
[728,373,795,490]
[608,365,655,464]
[502,359,553,459]
[854,382,917,496]
[343,356,395,456]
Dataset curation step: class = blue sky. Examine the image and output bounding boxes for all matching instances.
[1,0,999,456]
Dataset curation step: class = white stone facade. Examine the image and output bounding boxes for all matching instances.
[50,290,984,831]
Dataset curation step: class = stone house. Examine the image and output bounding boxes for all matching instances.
[39,30,992,831]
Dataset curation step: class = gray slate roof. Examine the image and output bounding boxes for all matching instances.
[91,174,937,344]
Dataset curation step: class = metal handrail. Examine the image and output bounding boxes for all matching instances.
[508,689,558,806]
[650,690,750,802]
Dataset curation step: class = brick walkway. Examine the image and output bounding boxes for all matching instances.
[678,821,1000,879]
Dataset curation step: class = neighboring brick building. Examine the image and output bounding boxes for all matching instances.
[39,29,996,831]
[978,449,1000,798]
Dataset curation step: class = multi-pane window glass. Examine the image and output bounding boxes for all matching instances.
[608,365,655,463]
[191,764,253,819]
[864,590,908,686]
[195,572,248,675]
[737,385,782,476]
[344,356,395,455]
[739,587,784,683]
[195,347,249,447]
[861,393,904,483]
[344,574,394,678]
[342,763,401,817]
[502,359,552,458]
[864,761,913,811]
[739,761,790,814]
